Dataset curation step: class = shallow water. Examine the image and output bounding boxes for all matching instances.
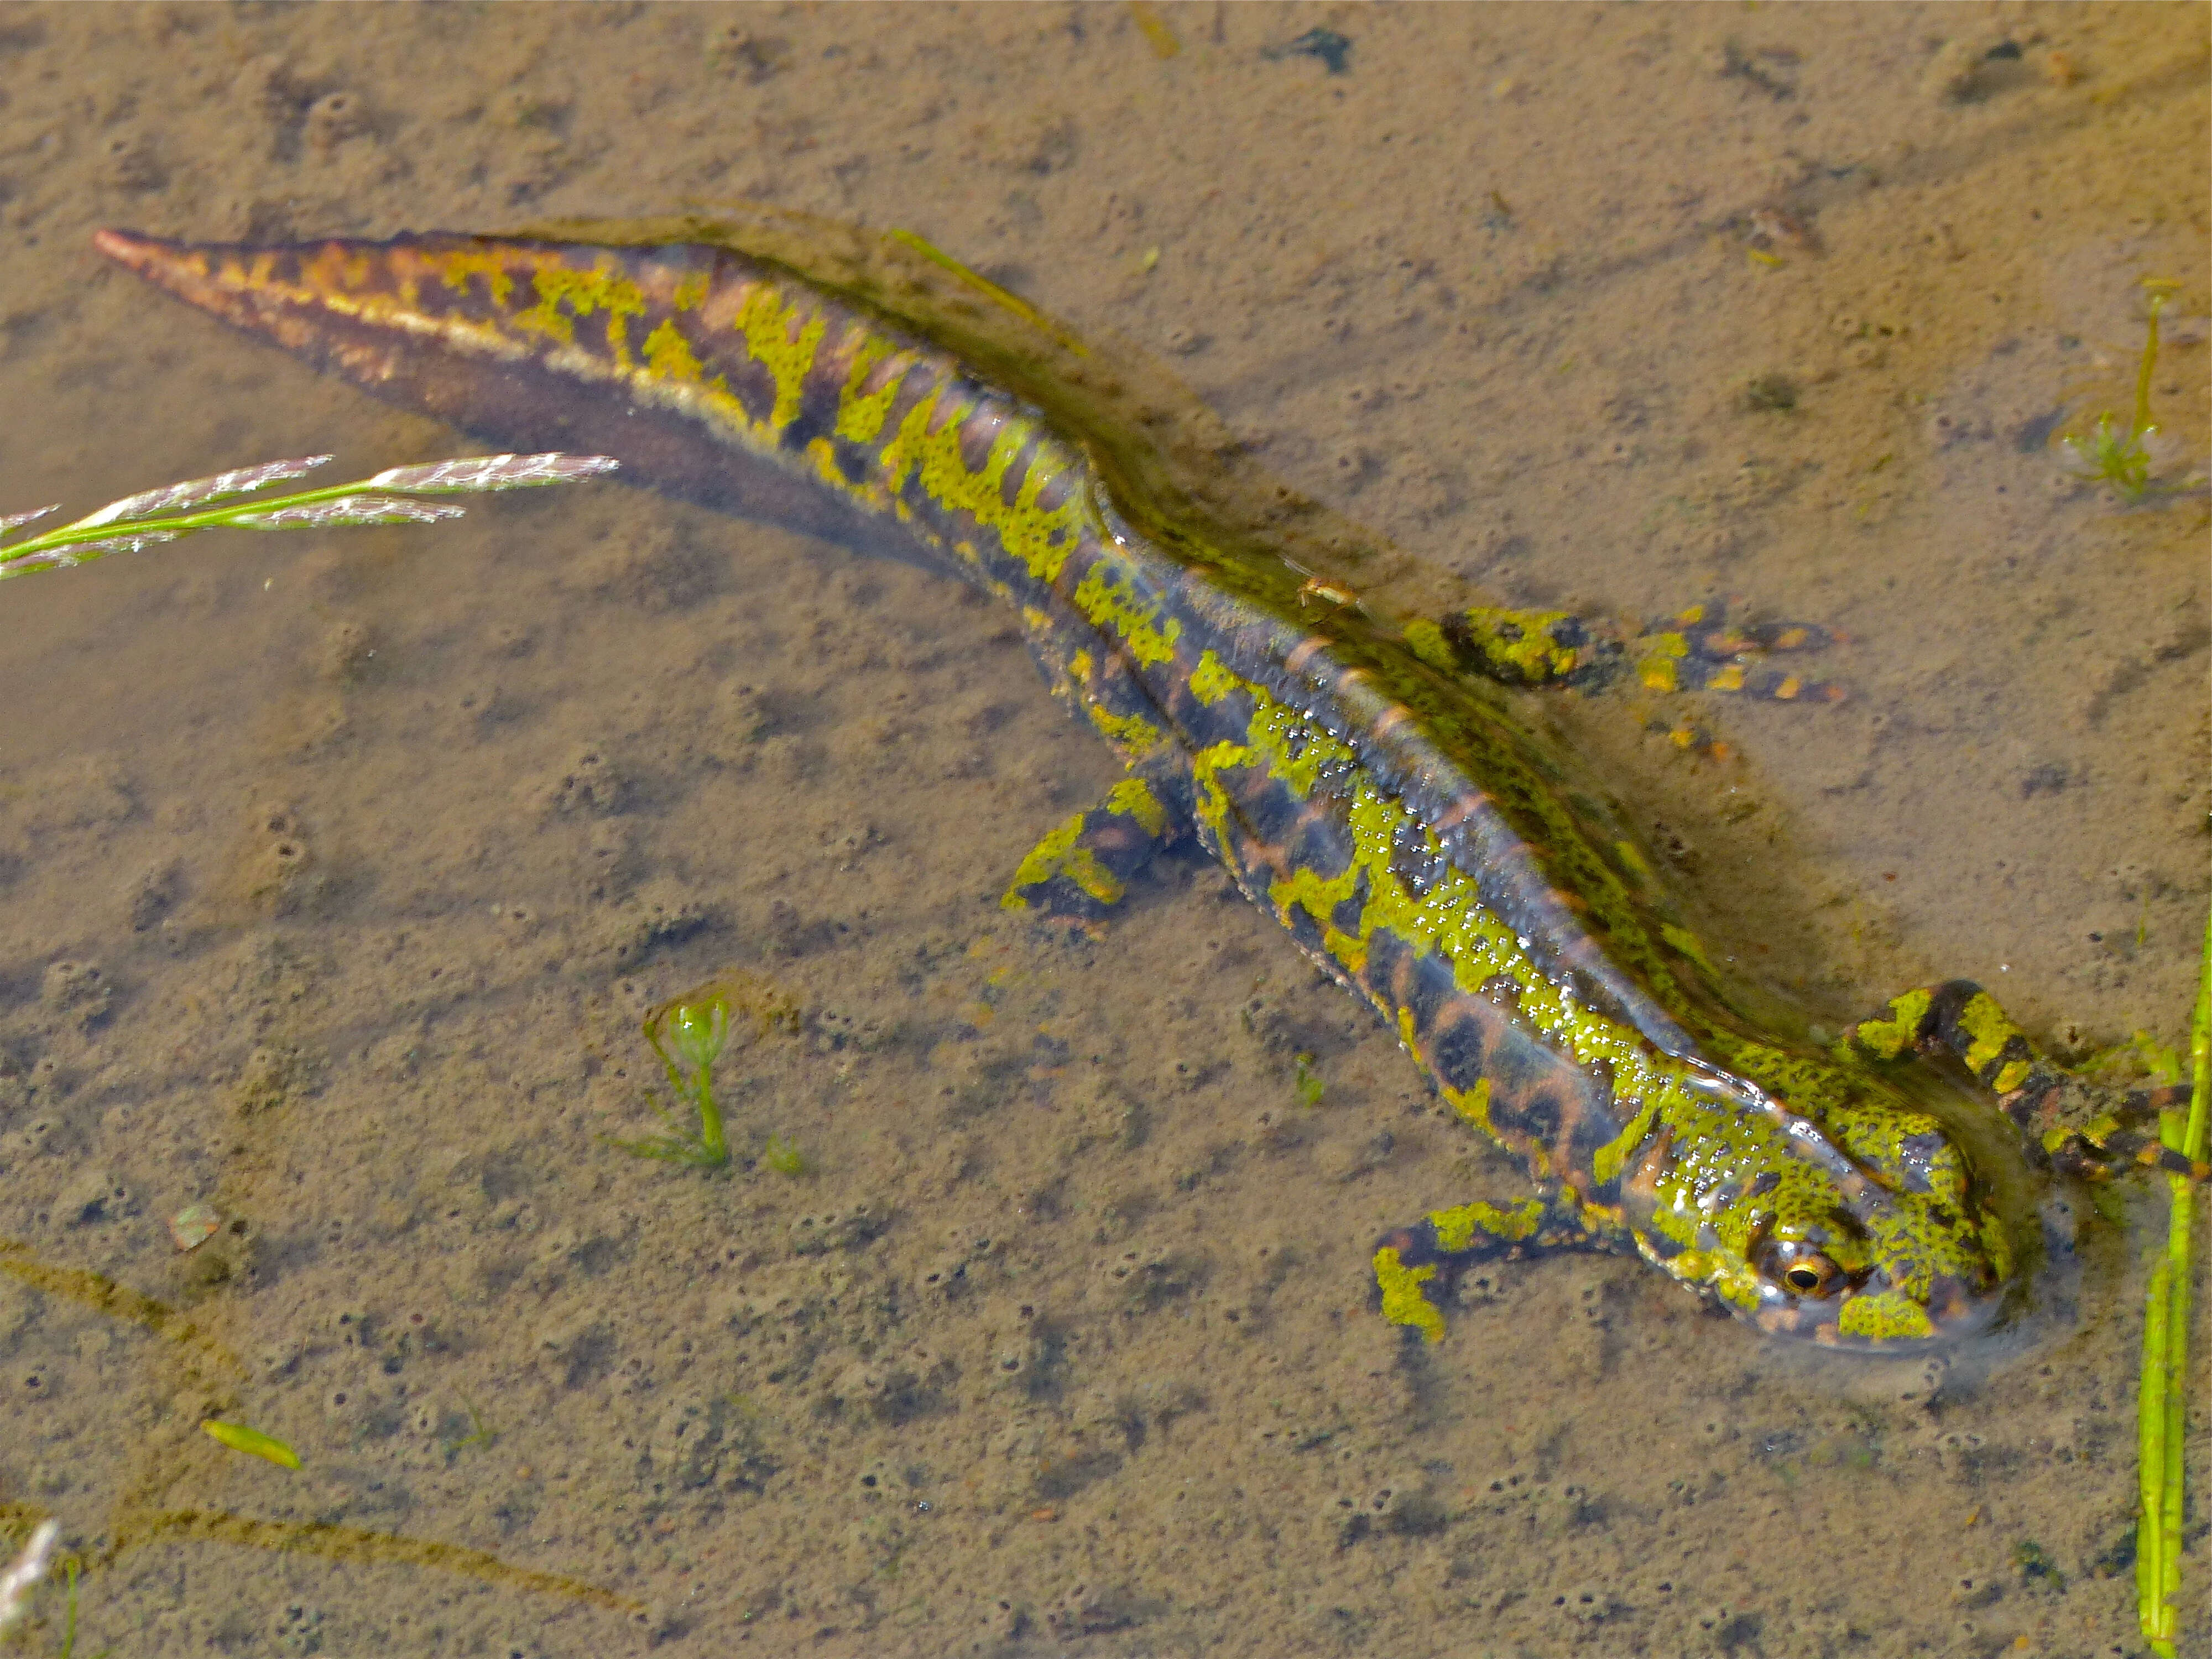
[0,5,2205,1656]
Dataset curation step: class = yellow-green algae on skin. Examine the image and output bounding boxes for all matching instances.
[1428,1198,1546,1253]
[1837,1290,1937,1342]
[1443,1077,1493,1134]
[512,262,646,355]
[1955,990,2036,1094]
[731,283,828,435]
[641,316,707,385]
[1187,649,1243,708]
[1851,989,1936,1061]
[1083,702,1164,755]
[1373,1246,1446,1343]
[832,333,904,444]
[1636,630,1688,692]
[1590,1092,1664,1186]
[1451,605,1582,685]
[1401,616,1455,673]
[1001,812,1125,911]
[874,391,1089,587]
[1104,776,1169,838]
[428,246,518,307]
[1072,557,1183,667]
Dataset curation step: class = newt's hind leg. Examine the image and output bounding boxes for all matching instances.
[1840,980,2205,1182]
[1000,757,1193,927]
[1406,599,1845,702]
[1373,1193,1606,1342]
[1402,606,1612,689]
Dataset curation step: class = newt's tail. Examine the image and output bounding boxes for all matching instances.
[92,227,911,558]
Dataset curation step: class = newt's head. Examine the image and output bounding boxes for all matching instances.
[1626,1060,2011,1348]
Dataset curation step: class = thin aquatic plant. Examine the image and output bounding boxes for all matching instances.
[611,985,738,1167]
[53,1554,112,1659]
[2137,905,2210,1656]
[2060,284,2177,505]
[0,451,619,580]
[609,975,802,1171]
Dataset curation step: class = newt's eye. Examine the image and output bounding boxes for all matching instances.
[1756,1238,1844,1299]
[1782,1260,1834,1295]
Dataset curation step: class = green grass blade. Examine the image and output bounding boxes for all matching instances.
[2139,905,2210,1653]
[2131,294,2166,445]
[0,452,616,579]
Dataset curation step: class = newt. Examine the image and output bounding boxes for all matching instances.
[93,212,2200,1349]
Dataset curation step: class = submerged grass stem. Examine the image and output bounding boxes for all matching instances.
[2136,905,2210,1655]
[0,452,617,579]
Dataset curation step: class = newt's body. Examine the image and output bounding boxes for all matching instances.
[95,218,2192,1349]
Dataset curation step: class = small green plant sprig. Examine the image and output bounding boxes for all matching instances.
[617,988,736,1167]
[442,1395,497,1464]
[2060,283,2179,505]
[0,450,619,581]
[761,1133,809,1177]
[611,975,803,1171]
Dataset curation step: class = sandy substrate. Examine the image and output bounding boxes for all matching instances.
[0,5,2204,1656]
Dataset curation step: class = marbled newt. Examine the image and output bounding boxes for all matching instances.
[95,213,2200,1349]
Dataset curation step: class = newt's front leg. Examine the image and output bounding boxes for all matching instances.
[1374,1193,1609,1342]
[1000,755,1194,926]
[1840,980,2205,1182]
